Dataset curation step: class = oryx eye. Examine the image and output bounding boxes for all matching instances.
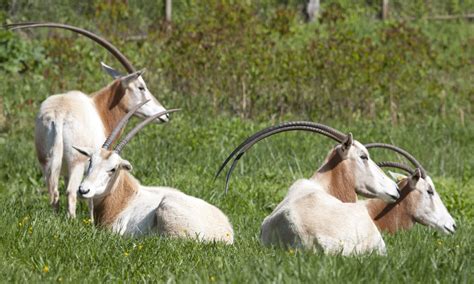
[138,86,145,91]
[427,187,434,195]
[360,154,368,160]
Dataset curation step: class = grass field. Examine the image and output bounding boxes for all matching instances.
[0,102,472,282]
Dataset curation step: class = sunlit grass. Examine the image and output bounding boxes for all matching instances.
[0,109,472,282]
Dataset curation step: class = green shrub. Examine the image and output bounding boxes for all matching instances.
[1,0,472,123]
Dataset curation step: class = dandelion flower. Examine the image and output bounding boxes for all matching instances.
[43,265,49,273]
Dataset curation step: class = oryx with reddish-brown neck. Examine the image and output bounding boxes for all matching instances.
[216,122,399,255]
[362,143,456,235]
[73,108,234,244]
[8,23,169,218]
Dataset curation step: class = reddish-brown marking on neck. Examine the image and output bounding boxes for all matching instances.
[312,150,357,202]
[94,170,139,228]
[92,80,130,138]
[366,179,417,234]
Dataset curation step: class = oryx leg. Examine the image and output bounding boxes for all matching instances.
[65,163,84,218]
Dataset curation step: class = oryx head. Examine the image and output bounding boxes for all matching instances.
[74,101,180,199]
[73,147,131,199]
[328,134,400,202]
[101,62,169,123]
[384,165,456,235]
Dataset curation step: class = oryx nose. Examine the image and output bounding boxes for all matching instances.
[78,185,90,195]
[158,113,169,123]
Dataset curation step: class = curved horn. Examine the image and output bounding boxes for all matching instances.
[222,128,343,193]
[215,122,347,192]
[365,143,426,178]
[377,161,414,175]
[3,22,38,28]
[114,109,181,154]
[102,100,150,150]
[215,121,345,180]
[6,22,135,73]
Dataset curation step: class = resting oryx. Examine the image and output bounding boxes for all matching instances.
[216,122,399,255]
[8,23,168,218]
[73,106,234,244]
[362,143,456,235]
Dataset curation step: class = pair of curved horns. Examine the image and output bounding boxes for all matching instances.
[215,121,348,193]
[102,101,180,154]
[365,143,427,178]
[5,22,135,73]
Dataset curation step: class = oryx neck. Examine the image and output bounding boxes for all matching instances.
[366,179,416,233]
[93,170,139,228]
[92,80,129,138]
[311,151,357,202]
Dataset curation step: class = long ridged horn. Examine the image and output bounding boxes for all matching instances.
[102,100,150,150]
[215,122,344,180]
[114,109,181,154]
[377,161,414,175]
[215,121,347,193]
[365,143,426,178]
[5,22,135,73]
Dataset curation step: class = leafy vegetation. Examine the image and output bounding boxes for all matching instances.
[0,0,473,282]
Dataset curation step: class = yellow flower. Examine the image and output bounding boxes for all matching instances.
[437,240,443,246]
[124,251,129,257]
[288,249,295,255]
[82,218,92,225]
[138,245,143,250]
[28,226,33,234]
[210,276,216,282]
[58,277,63,282]
[43,265,49,273]
[18,222,23,227]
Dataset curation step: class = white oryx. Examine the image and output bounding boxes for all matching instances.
[216,122,400,255]
[362,143,456,235]
[8,23,168,218]
[73,107,234,244]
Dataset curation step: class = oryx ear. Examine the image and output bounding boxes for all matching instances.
[72,146,94,157]
[388,171,407,182]
[341,133,353,152]
[411,168,422,182]
[119,159,133,172]
[119,69,145,87]
[101,62,122,79]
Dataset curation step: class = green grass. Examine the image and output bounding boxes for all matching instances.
[0,105,473,282]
